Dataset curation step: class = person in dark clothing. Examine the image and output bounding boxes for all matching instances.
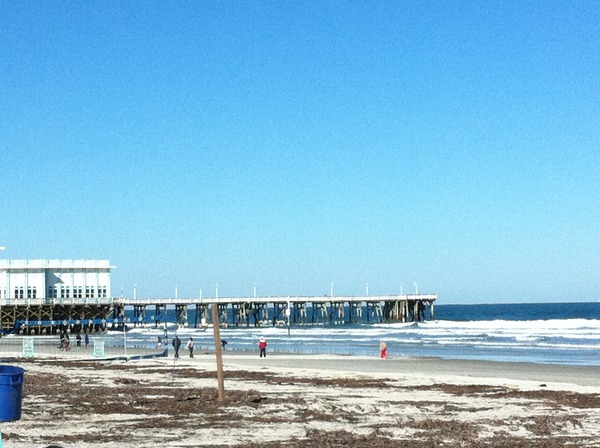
[172,336,182,358]
[186,337,194,358]
[221,339,228,350]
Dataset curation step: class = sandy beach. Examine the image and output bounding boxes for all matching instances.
[1,349,600,447]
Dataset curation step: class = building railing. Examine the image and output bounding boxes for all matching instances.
[0,297,115,306]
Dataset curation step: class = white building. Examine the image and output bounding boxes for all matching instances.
[0,259,114,302]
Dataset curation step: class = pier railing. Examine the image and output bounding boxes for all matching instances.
[117,294,438,306]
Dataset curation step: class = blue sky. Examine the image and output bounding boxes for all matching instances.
[1,1,598,303]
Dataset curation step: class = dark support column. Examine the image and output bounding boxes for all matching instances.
[330,302,345,324]
[272,302,286,326]
[230,303,244,327]
[245,303,260,327]
[133,305,146,326]
[311,302,328,324]
[366,301,383,322]
[349,302,362,323]
[113,303,125,322]
[217,304,228,326]
[175,304,188,325]
[257,303,268,325]
[194,304,209,327]
[154,304,167,327]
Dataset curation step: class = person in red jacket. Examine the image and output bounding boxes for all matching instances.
[258,336,267,358]
[379,340,388,359]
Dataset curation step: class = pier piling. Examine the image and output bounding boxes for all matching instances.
[1,294,437,334]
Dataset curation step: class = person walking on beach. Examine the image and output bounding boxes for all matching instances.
[76,333,82,347]
[172,336,182,358]
[258,336,267,358]
[379,340,388,359]
[186,337,194,358]
[84,333,89,348]
[60,333,71,351]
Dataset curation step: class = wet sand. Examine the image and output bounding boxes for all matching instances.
[221,352,600,389]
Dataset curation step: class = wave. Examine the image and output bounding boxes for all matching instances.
[106,315,600,366]
[426,318,600,329]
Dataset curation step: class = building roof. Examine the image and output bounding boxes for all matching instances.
[0,259,115,270]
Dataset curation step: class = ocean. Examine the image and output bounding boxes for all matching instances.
[117,302,600,366]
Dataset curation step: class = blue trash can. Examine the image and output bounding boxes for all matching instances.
[0,365,24,421]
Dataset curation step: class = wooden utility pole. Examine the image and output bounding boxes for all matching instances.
[211,303,225,402]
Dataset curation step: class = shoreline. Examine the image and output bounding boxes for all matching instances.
[3,336,600,388]
[4,346,600,390]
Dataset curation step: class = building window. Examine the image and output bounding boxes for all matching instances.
[61,286,70,299]
[27,286,37,299]
[75,287,83,299]
[49,286,59,299]
[14,287,24,299]
[99,286,107,298]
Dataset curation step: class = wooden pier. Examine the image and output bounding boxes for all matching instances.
[0,294,437,335]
